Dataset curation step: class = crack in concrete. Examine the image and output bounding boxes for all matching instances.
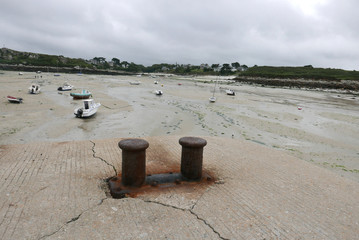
[90,140,118,176]
[189,209,230,240]
[143,199,229,240]
[38,198,107,240]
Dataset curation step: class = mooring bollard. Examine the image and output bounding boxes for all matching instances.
[179,137,207,180]
[118,138,149,187]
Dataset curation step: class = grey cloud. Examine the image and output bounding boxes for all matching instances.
[0,0,358,69]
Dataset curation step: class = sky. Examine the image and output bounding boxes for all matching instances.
[1,0,358,70]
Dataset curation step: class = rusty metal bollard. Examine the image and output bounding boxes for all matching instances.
[118,138,149,187]
[179,137,207,180]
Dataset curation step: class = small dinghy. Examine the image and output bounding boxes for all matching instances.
[74,99,101,118]
[7,96,23,103]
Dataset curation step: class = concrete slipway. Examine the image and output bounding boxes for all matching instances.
[0,136,358,239]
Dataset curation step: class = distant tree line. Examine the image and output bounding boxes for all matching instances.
[1,48,358,80]
[90,56,247,75]
[0,47,247,75]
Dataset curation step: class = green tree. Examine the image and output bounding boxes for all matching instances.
[112,58,120,66]
[231,62,240,69]
[220,63,232,75]
[121,61,129,68]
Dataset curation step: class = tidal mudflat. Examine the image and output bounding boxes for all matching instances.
[1,71,358,181]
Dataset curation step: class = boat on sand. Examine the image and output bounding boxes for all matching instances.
[74,99,101,118]
[58,82,73,91]
[129,81,141,85]
[155,90,163,95]
[29,84,41,94]
[70,89,91,99]
[209,80,217,103]
[7,96,23,103]
[226,89,235,96]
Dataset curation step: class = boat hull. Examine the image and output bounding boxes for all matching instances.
[70,93,91,99]
[58,86,73,91]
[7,96,23,103]
[29,85,41,94]
[74,103,100,118]
[226,90,235,95]
[209,97,216,102]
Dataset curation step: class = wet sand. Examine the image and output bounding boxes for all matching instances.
[1,71,359,182]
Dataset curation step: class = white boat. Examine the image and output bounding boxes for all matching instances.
[29,84,41,94]
[74,99,101,118]
[209,80,217,103]
[58,82,73,91]
[226,89,235,96]
[155,90,163,95]
[129,81,141,85]
[209,96,216,102]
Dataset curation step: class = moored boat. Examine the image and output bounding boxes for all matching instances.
[29,84,41,94]
[129,81,141,85]
[74,99,101,118]
[155,90,163,95]
[226,89,235,95]
[58,82,73,91]
[209,96,216,103]
[209,80,217,102]
[7,96,23,103]
[70,89,92,99]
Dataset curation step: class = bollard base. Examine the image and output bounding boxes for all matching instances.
[108,171,215,199]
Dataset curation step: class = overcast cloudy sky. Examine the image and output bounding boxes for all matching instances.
[1,0,358,70]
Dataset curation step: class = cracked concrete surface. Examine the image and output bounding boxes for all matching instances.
[0,136,358,239]
[90,140,118,176]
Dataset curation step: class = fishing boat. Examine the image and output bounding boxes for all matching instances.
[29,84,41,94]
[226,89,235,96]
[74,99,101,118]
[57,82,73,91]
[7,96,23,103]
[70,89,91,99]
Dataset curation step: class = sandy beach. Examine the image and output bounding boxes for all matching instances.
[1,71,359,182]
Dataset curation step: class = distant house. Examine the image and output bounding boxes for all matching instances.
[200,64,211,70]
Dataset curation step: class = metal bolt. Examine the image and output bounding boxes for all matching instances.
[118,138,149,187]
[179,137,207,180]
